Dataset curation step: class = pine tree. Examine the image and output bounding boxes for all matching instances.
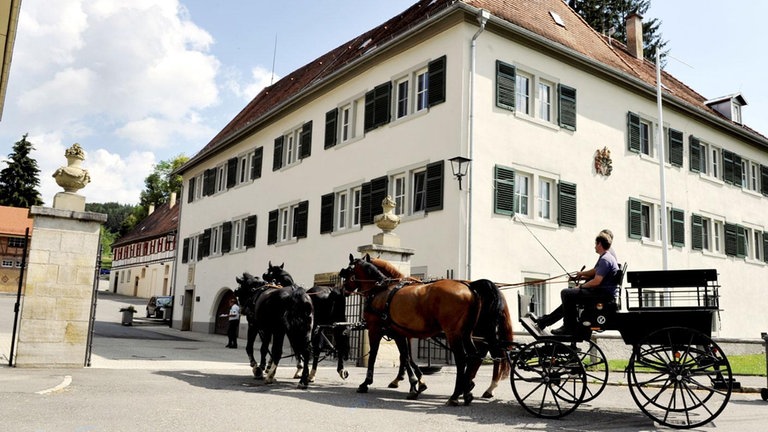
[0,134,44,208]
[569,0,668,63]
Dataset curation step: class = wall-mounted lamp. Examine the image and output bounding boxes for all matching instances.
[165,230,176,245]
[448,156,472,190]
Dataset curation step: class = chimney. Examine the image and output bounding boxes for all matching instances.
[625,12,643,60]
[148,204,155,215]
[169,192,177,208]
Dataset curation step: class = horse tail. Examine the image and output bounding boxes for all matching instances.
[285,286,314,349]
[468,279,512,357]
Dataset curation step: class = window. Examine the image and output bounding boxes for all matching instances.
[322,187,363,233]
[392,174,406,215]
[743,159,760,192]
[493,165,575,226]
[274,122,312,170]
[352,188,362,226]
[516,72,531,115]
[692,214,721,253]
[627,112,654,156]
[1,260,12,268]
[388,166,434,216]
[412,171,427,213]
[211,225,221,255]
[337,191,348,230]
[416,70,429,112]
[326,99,364,149]
[194,173,204,200]
[8,237,25,248]
[538,81,552,122]
[238,154,249,184]
[216,164,227,193]
[628,198,653,240]
[268,201,308,244]
[396,78,409,119]
[667,128,684,167]
[753,230,763,261]
[341,104,353,142]
[524,279,547,317]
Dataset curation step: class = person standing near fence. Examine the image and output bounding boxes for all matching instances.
[220,298,240,348]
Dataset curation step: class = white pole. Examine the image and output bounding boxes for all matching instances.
[656,49,669,270]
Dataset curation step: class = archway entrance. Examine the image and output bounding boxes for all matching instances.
[215,290,236,335]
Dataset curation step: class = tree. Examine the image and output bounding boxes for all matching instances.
[85,202,137,234]
[0,134,44,207]
[568,0,668,63]
[139,155,189,208]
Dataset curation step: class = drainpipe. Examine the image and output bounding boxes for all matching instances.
[466,9,490,279]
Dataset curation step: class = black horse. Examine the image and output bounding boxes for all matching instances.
[262,262,351,382]
[234,272,314,389]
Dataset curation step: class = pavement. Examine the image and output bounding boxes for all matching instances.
[1,290,767,396]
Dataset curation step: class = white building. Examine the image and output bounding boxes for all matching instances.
[173,0,768,340]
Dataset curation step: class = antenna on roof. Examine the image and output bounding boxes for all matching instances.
[271,34,278,86]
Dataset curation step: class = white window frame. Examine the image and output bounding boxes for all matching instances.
[215,164,226,193]
[537,177,553,221]
[340,103,353,143]
[395,77,409,119]
[515,72,532,116]
[238,153,250,185]
[524,278,547,317]
[415,68,429,112]
[639,119,652,156]
[194,173,204,201]
[412,170,427,213]
[210,225,221,255]
[393,174,406,216]
[337,190,349,230]
[537,80,553,122]
[514,172,531,216]
[8,237,25,248]
[1,260,12,268]
[188,236,198,263]
[232,218,245,251]
[386,163,432,218]
[277,203,300,242]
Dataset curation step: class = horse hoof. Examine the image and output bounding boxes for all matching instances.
[387,381,399,389]
[297,382,308,390]
[407,392,419,400]
[417,383,428,394]
[293,372,302,379]
[357,385,368,394]
[463,393,474,406]
[445,398,459,407]
[481,391,493,399]
[339,370,349,380]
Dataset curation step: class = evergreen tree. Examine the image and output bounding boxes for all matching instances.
[569,0,668,63]
[0,134,44,207]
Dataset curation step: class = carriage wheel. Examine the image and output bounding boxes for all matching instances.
[627,327,732,429]
[510,340,586,419]
[575,339,608,403]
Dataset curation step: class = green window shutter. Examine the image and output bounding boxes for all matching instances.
[427,55,446,107]
[267,210,278,245]
[293,200,309,239]
[722,150,734,184]
[627,112,641,153]
[244,216,257,248]
[691,214,703,251]
[732,153,743,186]
[364,82,392,132]
[668,129,684,167]
[495,60,516,111]
[557,181,577,227]
[369,176,389,220]
[689,136,701,173]
[187,177,195,203]
[250,147,263,180]
[320,193,334,234]
[724,223,738,256]
[670,208,685,247]
[226,157,238,188]
[628,198,642,239]
[299,121,313,159]
[761,165,768,196]
[424,160,444,212]
[763,232,768,263]
[273,136,284,171]
[181,238,189,263]
[360,181,373,226]
[493,165,515,216]
[203,168,215,196]
[325,108,338,149]
[558,84,577,131]
[221,221,232,253]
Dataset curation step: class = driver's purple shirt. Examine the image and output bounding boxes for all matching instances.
[593,250,620,296]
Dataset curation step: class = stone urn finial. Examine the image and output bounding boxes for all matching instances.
[374,195,401,233]
[53,143,91,193]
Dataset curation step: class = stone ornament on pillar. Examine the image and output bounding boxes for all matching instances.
[52,143,91,211]
[373,195,401,247]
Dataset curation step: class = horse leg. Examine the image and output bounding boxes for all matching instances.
[388,361,407,388]
[393,336,422,400]
[334,326,349,380]
[308,328,320,382]
[257,331,272,380]
[358,330,382,393]
[265,332,284,385]
[296,342,312,390]
[245,324,259,377]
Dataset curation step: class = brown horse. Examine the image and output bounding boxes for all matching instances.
[340,254,513,406]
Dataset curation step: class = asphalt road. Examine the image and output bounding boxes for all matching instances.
[1,290,767,432]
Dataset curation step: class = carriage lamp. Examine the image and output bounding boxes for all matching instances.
[165,230,176,246]
[448,156,471,190]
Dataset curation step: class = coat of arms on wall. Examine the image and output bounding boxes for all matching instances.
[594,146,613,176]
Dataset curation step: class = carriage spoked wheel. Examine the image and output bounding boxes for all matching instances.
[627,327,732,429]
[573,339,609,403]
[510,340,586,419]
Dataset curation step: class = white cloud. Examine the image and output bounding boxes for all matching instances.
[226,66,278,101]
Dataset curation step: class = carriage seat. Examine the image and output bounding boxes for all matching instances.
[575,262,627,332]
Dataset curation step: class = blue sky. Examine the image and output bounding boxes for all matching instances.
[0,0,765,205]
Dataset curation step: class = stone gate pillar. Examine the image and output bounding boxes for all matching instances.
[14,143,106,367]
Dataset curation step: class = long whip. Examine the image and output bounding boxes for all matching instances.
[513,214,575,278]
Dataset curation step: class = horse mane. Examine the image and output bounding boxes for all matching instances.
[370,258,405,279]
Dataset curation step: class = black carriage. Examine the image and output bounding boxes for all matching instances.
[513,268,732,429]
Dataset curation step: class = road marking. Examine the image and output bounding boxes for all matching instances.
[36,375,72,395]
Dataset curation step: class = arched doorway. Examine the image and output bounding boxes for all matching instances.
[215,290,237,335]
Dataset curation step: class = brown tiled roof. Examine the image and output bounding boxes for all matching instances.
[180,0,765,173]
[0,205,33,237]
[112,202,179,247]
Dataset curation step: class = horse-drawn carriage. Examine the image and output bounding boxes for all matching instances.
[514,268,731,429]
[238,257,732,430]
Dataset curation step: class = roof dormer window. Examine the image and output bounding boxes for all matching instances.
[705,93,747,125]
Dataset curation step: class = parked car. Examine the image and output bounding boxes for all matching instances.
[146,296,173,319]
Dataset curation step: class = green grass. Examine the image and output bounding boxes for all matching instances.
[607,353,766,376]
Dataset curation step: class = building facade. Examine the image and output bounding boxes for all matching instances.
[172,0,768,339]
[110,196,179,300]
[0,205,32,293]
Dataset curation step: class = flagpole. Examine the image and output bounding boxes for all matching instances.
[656,49,669,270]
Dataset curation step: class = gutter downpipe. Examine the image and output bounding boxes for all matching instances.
[467,9,490,279]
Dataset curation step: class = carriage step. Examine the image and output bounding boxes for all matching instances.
[519,316,551,337]
[713,378,741,391]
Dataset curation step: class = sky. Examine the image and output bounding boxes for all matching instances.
[0,0,765,206]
